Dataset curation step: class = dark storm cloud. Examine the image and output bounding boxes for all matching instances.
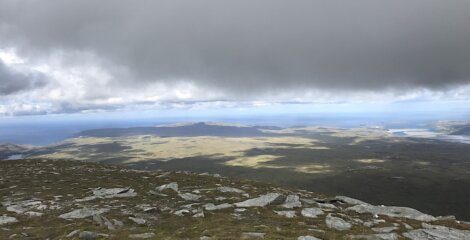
[0,60,47,95]
[1,0,470,95]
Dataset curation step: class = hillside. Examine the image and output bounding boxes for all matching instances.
[1,159,469,239]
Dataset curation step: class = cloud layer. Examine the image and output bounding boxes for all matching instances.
[1,0,470,115]
[0,60,47,95]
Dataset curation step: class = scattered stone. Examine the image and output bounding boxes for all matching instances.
[217,186,245,194]
[204,203,233,211]
[155,182,178,192]
[173,209,191,216]
[316,202,337,209]
[79,231,97,240]
[363,219,386,227]
[234,193,284,207]
[282,195,302,208]
[301,208,324,218]
[24,211,43,217]
[112,219,124,227]
[350,233,399,240]
[325,214,352,231]
[335,196,368,205]
[179,192,201,201]
[129,216,146,225]
[66,229,80,238]
[59,208,109,219]
[347,204,436,222]
[136,204,157,212]
[372,226,398,233]
[0,216,18,225]
[274,210,296,218]
[200,236,211,240]
[235,208,247,213]
[241,232,266,239]
[403,223,470,240]
[4,199,47,215]
[193,211,205,218]
[298,236,321,240]
[129,233,156,239]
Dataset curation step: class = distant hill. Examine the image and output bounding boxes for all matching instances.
[0,143,29,159]
[451,126,470,136]
[76,122,272,138]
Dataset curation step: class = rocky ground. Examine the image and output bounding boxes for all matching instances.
[1,159,470,239]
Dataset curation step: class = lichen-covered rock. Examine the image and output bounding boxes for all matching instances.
[234,193,284,207]
[155,182,178,192]
[335,196,368,205]
[217,186,245,194]
[301,208,324,218]
[59,208,109,219]
[350,233,399,240]
[179,193,201,201]
[274,210,296,218]
[204,203,233,211]
[0,215,18,225]
[403,223,470,240]
[128,232,155,239]
[298,236,321,240]
[347,204,436,222]
[241,232,266,239]
[128,216,146,225]
[282,195,302,208]
[325,214,352,231]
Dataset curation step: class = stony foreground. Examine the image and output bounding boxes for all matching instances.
[1,159,469,239]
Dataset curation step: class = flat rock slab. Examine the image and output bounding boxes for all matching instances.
[204,203,233,211]
[403,223,470,240]
[0,215,18,225]
[274,210,296,218]
[350,233,399,240]
[298,236,321,240]
[217,186,245,194]
[155,182,178,192]
[347,204,436,222]
[325,214,352,231]
[234,193,284,207]
[301,208,324,218]
[282,195,302,208]
[59,208,109,219]
[179,193,201,201]
[241,232,266,239]
[129,233,156,239]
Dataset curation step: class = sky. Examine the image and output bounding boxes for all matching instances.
[0,0,470,118]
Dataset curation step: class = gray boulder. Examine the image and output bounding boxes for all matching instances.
[350,233,399,240]
[0,215,18,225]
[282,195,302,208]
[217,186,245,194]
[129,216,146,225]
[59,208,109,219]
[129,233,155,239]
[403,223,470,240]
[298,236,321,240]
[301,208,324,218]
[274,210,296,218]
[335,196,368,205]
[204,203,233,211]
[179,193,201,201]
[155,182,178,192]
[347,204,436,222]
[325,214,352,231]
[234,193,284,207]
